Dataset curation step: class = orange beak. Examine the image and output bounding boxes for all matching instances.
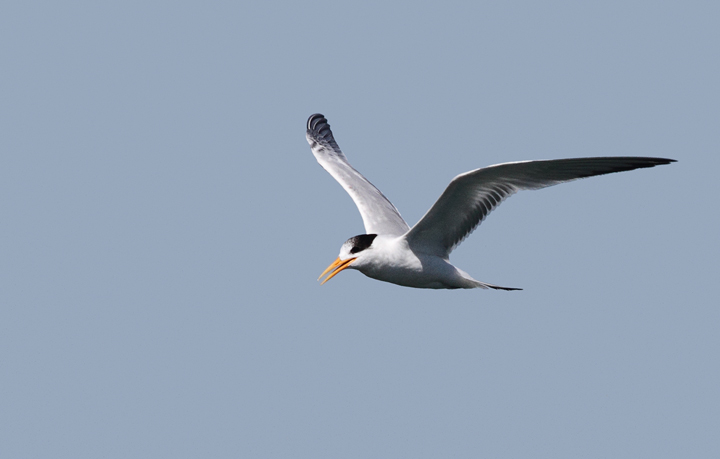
[317,257,356,285]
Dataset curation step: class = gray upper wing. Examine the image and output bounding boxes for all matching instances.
[405,157,675,257]
[306,114,410,236]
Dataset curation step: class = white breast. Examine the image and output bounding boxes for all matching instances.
[354,237,477,289]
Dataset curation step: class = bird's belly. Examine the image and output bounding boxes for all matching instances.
[358,254,465,289]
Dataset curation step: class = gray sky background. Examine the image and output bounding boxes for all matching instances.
[2,1,718,458]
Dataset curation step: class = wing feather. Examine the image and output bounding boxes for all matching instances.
[306,114,410,236]
[405,157,675,257]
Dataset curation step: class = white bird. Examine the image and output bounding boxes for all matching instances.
[307,114,674,290]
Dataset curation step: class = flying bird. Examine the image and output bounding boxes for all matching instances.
[306,114,674,290]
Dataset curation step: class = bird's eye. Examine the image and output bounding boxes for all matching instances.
[350,246,361,254]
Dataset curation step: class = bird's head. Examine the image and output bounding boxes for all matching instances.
[318,234,377,285]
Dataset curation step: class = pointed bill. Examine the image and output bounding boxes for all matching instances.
[318,257,356,285]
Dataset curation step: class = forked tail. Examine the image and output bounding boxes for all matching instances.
[473,280,523,291]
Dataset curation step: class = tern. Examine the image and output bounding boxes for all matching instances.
[307,114,674,290]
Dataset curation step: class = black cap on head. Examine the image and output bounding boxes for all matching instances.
[347,234,377,254]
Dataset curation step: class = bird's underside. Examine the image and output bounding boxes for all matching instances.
[306,113,675,290]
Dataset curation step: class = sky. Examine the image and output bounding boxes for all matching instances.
[1,1,718,458]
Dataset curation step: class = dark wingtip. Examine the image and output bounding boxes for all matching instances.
[306,113,338,149]
[307,113,327,131]
[562,156,677,181]
[649,157,677,165]
[622,157,676,172]
[623,157,677,168]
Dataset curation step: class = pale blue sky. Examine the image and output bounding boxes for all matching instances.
[1,1,718,458]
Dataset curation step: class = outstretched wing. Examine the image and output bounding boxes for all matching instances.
[405,157,675,257]
[306,114,410,236]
